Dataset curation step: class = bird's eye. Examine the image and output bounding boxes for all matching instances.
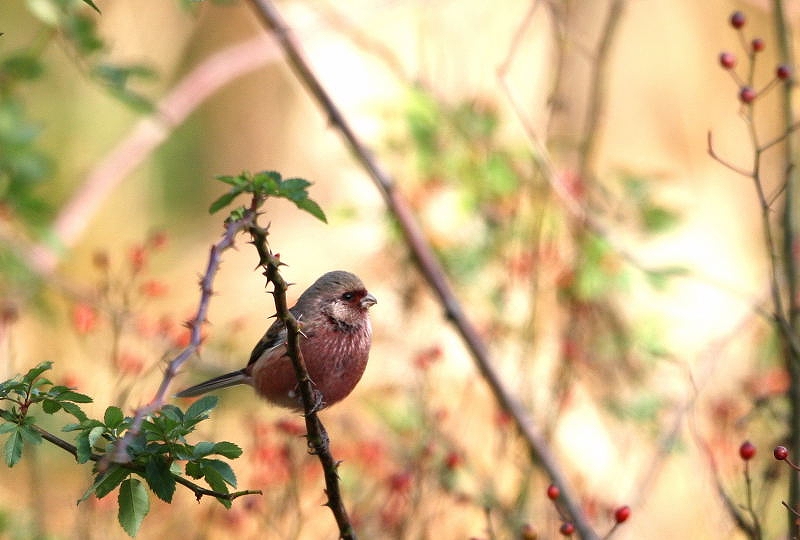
[341,292,355,301]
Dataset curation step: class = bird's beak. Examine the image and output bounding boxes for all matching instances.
[361,292,377,309]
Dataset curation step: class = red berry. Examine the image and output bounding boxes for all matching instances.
[546,484,560,500]
[739,440,757,460]
[774,446,789,460]
[559,522,575,536]
[751,38,765,52]
[777,64,792,80]
[730,11,746,29]
[614,505,631,524]
[719,52,737,69]
[739,86,757,104]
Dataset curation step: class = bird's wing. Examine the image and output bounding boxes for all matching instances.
[246,316,288,368]
[246,306,310,368]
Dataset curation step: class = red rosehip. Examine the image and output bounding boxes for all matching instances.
[559,522,575,536]
[774,445,789,460]
[719,52,737,69]
[614,505,631,524]
[739,86,757,104]
[730,11,746,29]
[739,440,757,461]
[751,38,765,52]
[777,64,792,80]
[547,484,560,500]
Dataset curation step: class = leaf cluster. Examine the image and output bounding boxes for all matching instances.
[210,170,327,223]
[0,363,247,537]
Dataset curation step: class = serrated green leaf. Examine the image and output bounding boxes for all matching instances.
[0,423,16,435]
[3,428,23,467]
[144,458,176,503]
[192,441,215,458]
[18,424,42,446]
[21,362,53,385]
[212,441,242,459]
[118,478,150,537]
[294,198,327,223]
[75,432,92,464]
[185,460,202,479]
[201,462,232,509]
[185,395,217,422]
[60,401,88,422]
[202,458,237,488]
[57,390,93,403]
[79,466,129,502]
[215,174,245,187]
[42,399,62,414]
[252,170,281,193]
[209,191,241,214]
[104,406,124,428]
[278,177,312,200]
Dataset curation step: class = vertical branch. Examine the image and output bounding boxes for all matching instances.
[578,0,627,181]
[772,0,800,528]
[247,218,356,540]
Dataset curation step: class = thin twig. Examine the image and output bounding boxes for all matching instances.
[104,207,258,466]
[245,1,597,538]
[707,131,754,177]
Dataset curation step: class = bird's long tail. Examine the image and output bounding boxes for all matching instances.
[175,369,251,398]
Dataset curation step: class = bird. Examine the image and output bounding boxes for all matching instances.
[176,270,376,410]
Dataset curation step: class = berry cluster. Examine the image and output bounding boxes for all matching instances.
[717,11,792,104]
[543,483,629,537]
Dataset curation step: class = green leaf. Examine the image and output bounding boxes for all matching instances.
[203,458,237,488]
[641,205,679,234]
[192,441,215,458]
[59,401,88,422]
[185,395,218,422]
[95,466,130,499]
[79,466,128,502]
[209,190,241,214]
[1,55,44,80]
[21,362,53,385]
[144,458,176,503]
[212,441,242,459]
[294,198,327,223]
[118,478,150,537]
[55,390,93,403]
[3,428,23,467]
[104,406,125,428]
[42,399,62,414]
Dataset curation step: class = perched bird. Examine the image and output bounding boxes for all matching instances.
[176,271,376,410]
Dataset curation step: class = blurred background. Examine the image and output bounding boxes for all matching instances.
[0,0,797,538]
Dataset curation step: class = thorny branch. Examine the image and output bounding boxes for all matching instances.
[104,205,259,466]
[247,212,356,540]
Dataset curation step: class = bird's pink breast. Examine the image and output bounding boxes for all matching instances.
[251,321,372,410]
